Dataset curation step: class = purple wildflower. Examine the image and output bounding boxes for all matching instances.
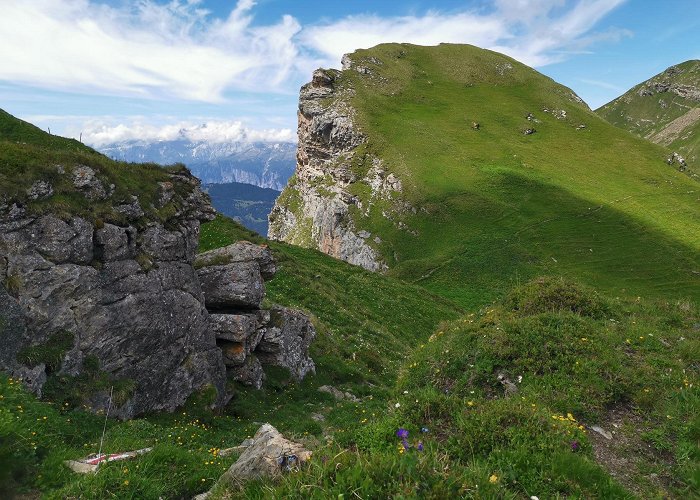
[417,441,424,452]
[396,428,409,439]
[401,438,410,450]
[571,440,580,452]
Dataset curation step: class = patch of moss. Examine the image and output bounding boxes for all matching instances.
[16,331,74,373]
[3,274,21,296]
[42,354,136,409]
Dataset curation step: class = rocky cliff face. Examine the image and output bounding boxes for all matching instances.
[195,242,315,389]
[0,169,228,418]
[1,167,316,418]
[268,57,405,272]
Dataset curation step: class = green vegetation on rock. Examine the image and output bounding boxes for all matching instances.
[597,60,700,165]
[0,109,195,224]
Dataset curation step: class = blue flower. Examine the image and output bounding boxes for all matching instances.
[417,441,424,452]
[396,428,409,439]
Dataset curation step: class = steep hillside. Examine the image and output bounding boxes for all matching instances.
[202,182,280,236]
[597,60,700,165]
[270,44,700,307]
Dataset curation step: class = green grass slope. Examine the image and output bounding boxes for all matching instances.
[0,109,192,223]
[297,44,700,307]
[1,215,462,497]
[596,60,700,164]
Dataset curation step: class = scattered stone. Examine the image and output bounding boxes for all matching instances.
[576,124,587,130]
[26,180,53,200]
[590,425,613,440]
[311,413,326,422]
[523,128,536,135]
[497,373,519,395]
[471,121,480,130]
[319,385,359,402]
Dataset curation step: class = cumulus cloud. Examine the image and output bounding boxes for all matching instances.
[74,119,295,147]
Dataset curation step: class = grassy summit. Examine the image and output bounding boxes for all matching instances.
[276,44,700,307]
[597,60,700,164]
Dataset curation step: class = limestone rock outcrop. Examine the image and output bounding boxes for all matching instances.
[0,170,227,419]
[195,243,316,389]
[268,57,407,272]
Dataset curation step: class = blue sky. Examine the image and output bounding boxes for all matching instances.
[0,0,698,145]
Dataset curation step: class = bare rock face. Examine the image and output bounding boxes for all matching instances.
[197,262,265,310]
[196,244,316,389]
[0,172,228,419]
[256,307,316,380]
[268,56,407,273]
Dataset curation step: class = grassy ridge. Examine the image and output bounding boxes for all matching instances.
[312,44,700,308]
[596,60,700,164]
[236,278,700,499]
[0,109,192,223]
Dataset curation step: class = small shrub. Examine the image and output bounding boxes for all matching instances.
[505,276,609,318]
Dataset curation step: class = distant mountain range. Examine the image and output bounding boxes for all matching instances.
[202,182,280,236]
[98,140,296,190]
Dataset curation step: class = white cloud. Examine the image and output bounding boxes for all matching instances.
[0,0,629,108]
[73,119,295,146]
[0,0,310,101]
[303,0,629,68]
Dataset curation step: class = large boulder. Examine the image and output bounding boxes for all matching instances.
[256,307,316,381]
[212,424,311,489]
[0,173,229,419]
[197,262,265,310]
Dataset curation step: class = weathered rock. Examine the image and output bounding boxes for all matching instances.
[1,214,93,265]
[268,54,395,273]
[256,307,316,380]
[229,355,265,389]
[94,223,136,262]
[26,180,53,200]
[115,196,144,219]
[0,173,230,419]
[72,165,106,199]
[210,313,259,342]
[220,341,246,366]
[213,423,311,486]
[197,262,265,310]
[157,181,175,207]
[196,242,276,279]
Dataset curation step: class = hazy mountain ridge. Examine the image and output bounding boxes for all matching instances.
[99,139,296,190]
[202,182,280,236]
[596,60,700,164]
